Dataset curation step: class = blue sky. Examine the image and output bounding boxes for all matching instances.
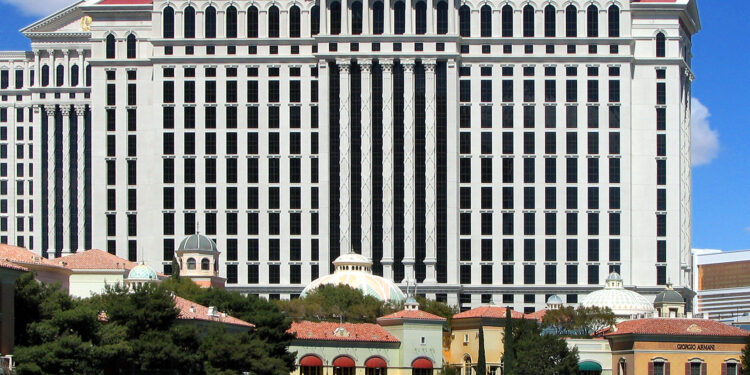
[0,0,747,251]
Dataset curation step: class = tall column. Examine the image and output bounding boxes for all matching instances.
[321,0,328,34]
[448,0,455,34]
[423,58,437,284]
[341,0,348,34]
[380,59,394,279]
[405,0,413,34]
[63,51,70,87]
[34,52,40,87]
[384,0,391,34]
[362,0,370,34]
[75,105,87,252]
[359,59,373,259]
[337,59,352,253]
[77,49,85,86]
[45,105,57,255]
[426,1,433,34]
[60,106,72,255]
[401,58,415,282]
[47,50,55,86]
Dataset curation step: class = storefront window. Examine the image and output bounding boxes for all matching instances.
[653,362,664,375]
[690,363,701,375]
[727,363,738,375]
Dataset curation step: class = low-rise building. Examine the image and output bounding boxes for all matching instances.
[52,249,136,298]
[0,244,71,290]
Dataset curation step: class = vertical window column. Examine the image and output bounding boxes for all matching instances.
[359,59,373,258]
[423,58,437,283]
[44,105,57,255]
[401,58,416,282]
[336,59,352,254]
[380,59,395,279]
[74,105,87,252]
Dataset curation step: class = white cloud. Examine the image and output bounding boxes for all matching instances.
[0,0,78,17]
[745,227,750,234]
[691,98,720,166]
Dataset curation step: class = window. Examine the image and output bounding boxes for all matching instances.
[588,265,599,285]
[587,5,598,38]
[126,34,137,59]
[480,5,492,37]
[106,34,116,59]
[205,6,217,38]
[656,32,666,57]
[226,6,238,38]
[183,6,196,38]
[352,2,363,34]
[163,7,175,38]
[267,5,280,37]
[566,5,577,37]
[436,1,448,34]
[289,5,301,37]
[523,5,534,37]
[330,1,342,34]
[657,265,667,286]
[502,5,513,37]
[608,5,620,37]
[544,5,555,37]
[459,5,471,37]
[416,1,427,34]
[248,6,259,37]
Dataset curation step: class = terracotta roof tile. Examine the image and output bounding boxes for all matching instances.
[378,309,447,321]
[606,318,750,337]
[0,244,68,270]
[53,249,136,271]
[289,321,400,343]
[0,259,27,272]
[525,309,548,322]
[173,295,254,328]
[453,306,527,320]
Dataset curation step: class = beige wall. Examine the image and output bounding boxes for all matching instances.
[612,340,745,375]
[67,272,127,298]
[568,338,613,375]
[447,326,506,369]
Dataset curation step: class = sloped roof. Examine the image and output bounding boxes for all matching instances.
[53,249,136,270]
[173,295,254,328]
[378,309,446,322]
[453,306,527,320]
[0,244,69,271]
[289,321,400,343]
[525,309,548,322]
[0,259,28,272]
[606,318,750,337]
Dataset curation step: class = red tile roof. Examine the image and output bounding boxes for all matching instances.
[0,259,28,272]
[453,306,527,320]
[53,249,136,271]
[173,295,254,328]
[98,0,153,4]
[606,318,750,337]
[0,244,69,271]
[525,309,548,322]
[289,321,400,343]
[378,309,446,322]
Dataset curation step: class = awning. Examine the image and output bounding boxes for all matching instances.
[300,356,323,367]
[578,362,602,371]
[412,358,433,369]
[333,356,356,368]
[365,357,387,368]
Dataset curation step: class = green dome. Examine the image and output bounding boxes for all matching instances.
[127,264,158,280]
[178,234,218,253]
[655,288,684,304]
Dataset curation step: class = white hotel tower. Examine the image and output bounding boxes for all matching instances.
[0,0,699,310]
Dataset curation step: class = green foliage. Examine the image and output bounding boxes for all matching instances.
[511,320,579,375]
[275,284,399,323]
[15,276,296,375]
[541,306,616,337]
[416,296,458,328]
[476,325,487,375]
[742,336,750,374]
[501,308,516,375]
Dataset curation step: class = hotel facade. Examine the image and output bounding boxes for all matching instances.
[0,0,699,310]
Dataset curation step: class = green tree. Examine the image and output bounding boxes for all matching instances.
[742,336,750,374]
[415,296,458,327]
[476,325,487,375]
[541,306,616,337]
[501,308,516,375]
[275,284,398,323]
[512,320,579,375]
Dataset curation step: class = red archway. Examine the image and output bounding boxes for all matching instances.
[365,356,388,375]
[412,358,434,375]
[333,356,356,375]
[300,355,323,375]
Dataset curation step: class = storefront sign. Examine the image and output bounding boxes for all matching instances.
[676,344,716,351]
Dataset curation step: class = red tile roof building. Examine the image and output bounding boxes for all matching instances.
[378,309,446,322]
[605,318,750,338]
[289,321,400,343]
[0,244,71,290]
[452,306,527,320]
[173,295,254,330]
[53,249,136,271]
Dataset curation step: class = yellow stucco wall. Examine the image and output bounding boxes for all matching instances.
[447,326,506,367]
[612,340,745,375]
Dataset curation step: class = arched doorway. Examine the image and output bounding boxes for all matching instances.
[577,361,602,375]
[365,356,387,375]
[412,358,433,375]
[333,356,356,375]
[462,355,472,375]
[300,355,323,375]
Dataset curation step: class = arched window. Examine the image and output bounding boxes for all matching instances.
[587,5,598,37]
[415,1,427,35]
[187,258,196,270]
[268,5,280,37]
[352,2,363,35]
[201,258,210,271]
[184,6,196,38]
[436,1,448,34]
[544,5,555,37]
[480,5,491,37]
[290,5,301,37]
[523,5,534,37]
[394,1,405,34]
[163,6,175,38]
[126,34,136,59]
[71,65,79,87]
[86,65,92,87]
[106,34,116,59]
[565,5,577,37]
[330,2,342,35]
[226,6,238,38]
[501,5,513,37]
[56,65,64,87]
[41,65,49,87]
[656,32,666,57]
[608,5,620,37]
[205,6,217,38]
[373,2,384,34]
[248,6,259,38]
[459,5,470,37]
[311,5,321,35]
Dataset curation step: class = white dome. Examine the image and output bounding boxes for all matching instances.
[581,272,654,318]
[301,253,406,304]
